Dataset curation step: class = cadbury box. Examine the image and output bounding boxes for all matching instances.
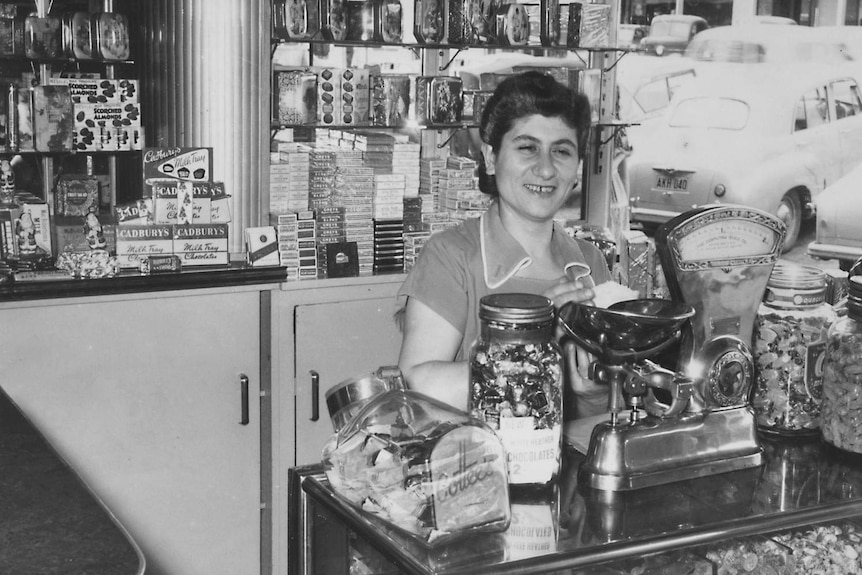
[53,214,117,256]
[115,224,173,268]
[143,147,213,186]
[151,179,215,224]
[173,223,229,267]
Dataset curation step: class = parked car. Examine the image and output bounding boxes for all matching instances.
[684,24,850,64]
[628,64,862,249]
[618,24,650,50]
[808,162,862,269]
[640,15,709,57]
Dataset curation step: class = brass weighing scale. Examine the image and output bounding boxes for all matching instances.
[559,205,786,492]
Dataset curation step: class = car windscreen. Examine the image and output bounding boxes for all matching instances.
[650,20,693,38]
[685,39,766,62]
[668,97,749,129]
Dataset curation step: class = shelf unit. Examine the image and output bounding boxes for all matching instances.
[270,9,624,228]
[6,0,136,213]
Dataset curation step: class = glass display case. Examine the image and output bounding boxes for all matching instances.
[289,435,862,574]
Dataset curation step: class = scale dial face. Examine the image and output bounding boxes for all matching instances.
[668,207,785,270]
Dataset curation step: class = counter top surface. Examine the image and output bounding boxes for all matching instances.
[296,431,862,574]
[0,263,287,302]
[0,388,144,574]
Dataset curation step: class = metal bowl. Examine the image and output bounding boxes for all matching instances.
[557,299,695,362]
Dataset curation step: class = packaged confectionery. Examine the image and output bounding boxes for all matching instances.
[752,262,836,436]
[273,0,317,40]
[449,0,498,44]
[62,11,94,60]
[320,0,349,40]
[322,368,511,545]
[24,14,63,60]
[274,69,317,125]
[370,74,410,126]
[414,0,444,43]
[92,12,130,61]
[566,2,610,48]
[415,76,463,125]
[374,0,403,42]
[347,0,375,41]
[495,3,530,46]
[821,275,862,454]
[469,293,564,486]
[540,0,561,46]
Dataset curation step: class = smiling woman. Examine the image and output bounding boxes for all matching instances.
[396,72,613,419]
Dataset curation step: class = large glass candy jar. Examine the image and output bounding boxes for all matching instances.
[470,293,564,486]
[822,276,862,454]
[752,263,836,435]
[322,386,511,545]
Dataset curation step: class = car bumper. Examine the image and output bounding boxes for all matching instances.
[807,240,862,264]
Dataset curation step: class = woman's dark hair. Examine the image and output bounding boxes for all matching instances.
[478,71,591,196]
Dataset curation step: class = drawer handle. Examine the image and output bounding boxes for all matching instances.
[240,374,249,425]
[310,370,320,422]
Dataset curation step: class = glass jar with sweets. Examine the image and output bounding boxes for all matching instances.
[751,262,836,436]
[821,276,862,454]
[469,293,564,486]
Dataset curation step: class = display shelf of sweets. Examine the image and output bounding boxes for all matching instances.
[271,0,622,51]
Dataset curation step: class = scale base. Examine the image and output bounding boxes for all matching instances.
[578,407,763,492]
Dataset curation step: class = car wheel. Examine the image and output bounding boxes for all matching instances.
[777,192,802,252]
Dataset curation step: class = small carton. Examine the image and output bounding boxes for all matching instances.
[31,85,75,152]
[245,226,280,267]
[173,223,229,267]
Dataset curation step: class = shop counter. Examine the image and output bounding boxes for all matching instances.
[289,430,862,574]
[0,386,144,574]
[0,263,286,302]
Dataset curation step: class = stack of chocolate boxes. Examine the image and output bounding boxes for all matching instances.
[48,77,144,152]
[115,147,231,269]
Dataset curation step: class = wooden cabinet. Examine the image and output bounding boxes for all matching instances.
[272,275,404,574]
[0,286,272,575]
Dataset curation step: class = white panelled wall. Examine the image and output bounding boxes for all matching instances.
[138,0,271,256]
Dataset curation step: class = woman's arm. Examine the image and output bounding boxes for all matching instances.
[398,297,470,411]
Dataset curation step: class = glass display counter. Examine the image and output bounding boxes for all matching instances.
[289,434,862,574]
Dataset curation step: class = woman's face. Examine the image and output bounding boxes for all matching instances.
[482,114,581,224]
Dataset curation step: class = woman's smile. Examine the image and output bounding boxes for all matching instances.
[524,184,557,194]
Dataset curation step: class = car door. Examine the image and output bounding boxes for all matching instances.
[793,84,843,191]
[829,78,862,176]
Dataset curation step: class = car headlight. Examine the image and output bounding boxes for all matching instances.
[655,45,665,56]
[713,184,726,197]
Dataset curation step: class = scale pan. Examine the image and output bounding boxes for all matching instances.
[558,299,695,357]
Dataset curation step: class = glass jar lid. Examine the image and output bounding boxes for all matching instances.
[479,293,554,324]
[764,262,827,307]
[848,276,862,318]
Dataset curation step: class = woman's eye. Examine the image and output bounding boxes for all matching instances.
[518,144,537,153]
[553,147,574,157]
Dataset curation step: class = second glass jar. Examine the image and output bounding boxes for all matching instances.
[751,262,837,436]
[469,293,564,486]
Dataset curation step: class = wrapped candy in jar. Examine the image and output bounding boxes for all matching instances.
[322,382,511,545]
[469,293,564,486]
[821,276,862,454]
[752,262,836,435]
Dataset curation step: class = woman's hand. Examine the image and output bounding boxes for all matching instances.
[543,276,595,309]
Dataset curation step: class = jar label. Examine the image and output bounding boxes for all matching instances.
[498,417,560,484]
[429,426,510,533]
[506,502,558,559]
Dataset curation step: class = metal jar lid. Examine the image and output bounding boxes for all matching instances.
[325,366,405,431]
[478,293,555,325]
[764,262,827,307]
[848,276,862,319]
